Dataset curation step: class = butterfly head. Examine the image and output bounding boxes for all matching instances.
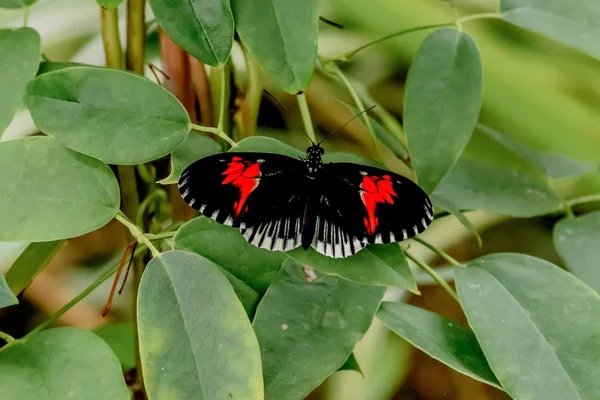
[305,143,324,174]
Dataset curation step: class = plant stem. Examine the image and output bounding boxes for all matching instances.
[413,237,463,267]
[0,331,15,344]
[190,123,238,148]
[137,189,167,227]
[333,23,454,61]
[405,250,460,303]
[459,12,502,24]
[23,5,31,27]
[145,231,176,241]
[126,0,146,74]
[567,194,600,207]
[217,67,226,132]
[27,245,148,338]
[297,92,317,143]
[100,7,124,69]
[116,211,161,258]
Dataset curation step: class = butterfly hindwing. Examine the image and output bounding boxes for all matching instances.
[309,162,433,258]
[179,152,307,252]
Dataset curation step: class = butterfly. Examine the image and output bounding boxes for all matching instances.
[178,141,433,259]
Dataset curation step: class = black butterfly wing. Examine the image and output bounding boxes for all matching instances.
[310,162,433,258]
[179,152,308,252]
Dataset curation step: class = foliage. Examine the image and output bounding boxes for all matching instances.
[0,0,599,399]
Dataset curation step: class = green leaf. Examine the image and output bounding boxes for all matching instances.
[94,322,136,371]
[218,267,261,317]
[338,353,363,376]
[37,61,89,76]
[253,258,384,399]
[288,244,417,291]
[96,0,123,9]
[0,274,18,309]
[0,28,40,137]
[0,0,35,9]
[479,124,595,179]
[430,193,482,247]
[404,28,482,194]
[554,212,600,294]
[25,66,190,164]
[236,136,304,157]
[456,253,600,400]
[0,328,129,399]
[0,137,120,242]
[148,0,234,66]
[138,250,263,399]
[174,217,284,293]
[322,152,385,169]
[500,0,600,60]
[377,302,501,389]
[4,240,66,296]
[158,134,221,184]
[231,0,319,93]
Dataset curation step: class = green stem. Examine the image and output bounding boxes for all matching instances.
[23,5,31,27]
[100,7,124,69]
[27,245,148,337]
[297,92,317,143]
[145,231,176,241]
[116,211,161,258]
[413,237,462,267]
[567,194,600,207]
[333,23,454,61]
[217,67,226,132]
[459,12,502,24]
[190,123,238,148]
[405,250,460,303]
[126,0,146,74]
[0,331,15,344]
[136,189,167,227]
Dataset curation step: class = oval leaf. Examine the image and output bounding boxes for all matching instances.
[94,323,136,372]
[138,250,263,399]
[0,0,35,9]
[174,217,284,292]
[253,258,384,400]
[236,136,304,157]
[0,137,120,242]
[0,274,17,309]
[148,0,233,66]
[456,253,600,400]
[288,244,417,291]
[25,66,190,164]
[0,28,40,136]
[404,28,482,194]
[4,240,66,296]
[0,328,129,399]
[377,302,501,389]
[232,0,319,93]
[158,134,221,184]
[554,212,600,294]
[501,0,600,60]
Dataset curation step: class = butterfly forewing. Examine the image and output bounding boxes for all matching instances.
[309,162,433,258]
[179,153,307,252]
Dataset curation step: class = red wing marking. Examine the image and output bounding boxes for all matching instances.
[222,157,262,217]
[360,174,397,235]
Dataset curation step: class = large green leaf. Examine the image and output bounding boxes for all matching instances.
[0,0,35,9]
[377,302,500,389]
[236,136,304,157]
[500,0,600,60]
[94,322,135,371]
[158,134,221,184]
[554,212,600,294]
[0,137,120,242]
[0,328,129,399]
[253,258,384,400]
[147,0,234,66]
[456,253,600,400]
[231,0,319,93]
[479,124,595,179]
[4,240,66,296]
[175,217,284,292]
[0,274,17,309]
[404,28,482,194]
[0,28,40,137]
[25,66,190,164]
[288,244,417,291]
[138,250,263,399]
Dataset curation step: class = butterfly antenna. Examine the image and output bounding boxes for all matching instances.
[319,16,344,29]
[318,104,376,145]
